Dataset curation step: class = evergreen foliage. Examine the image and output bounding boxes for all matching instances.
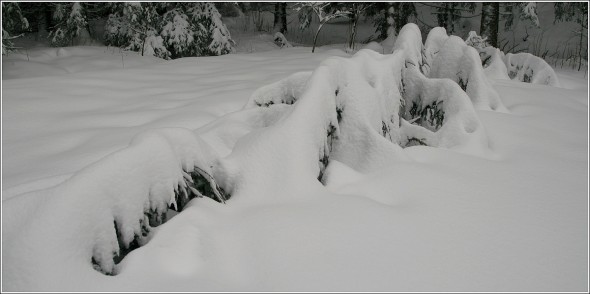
[1,2,29,55]
[104,2,234,59]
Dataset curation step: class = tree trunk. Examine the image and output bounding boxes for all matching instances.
[273,3,280,28]
[480,2,499,48]
[312,22,324,53]
[347,11,358,51]
[578,24,584,71]
[280,3,287,34]
[35,6,50,40]
[489,2,500,48]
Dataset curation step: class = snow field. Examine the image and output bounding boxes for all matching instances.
[2,24,588,292]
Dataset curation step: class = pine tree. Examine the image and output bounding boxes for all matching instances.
[192,2,235,56]
[1,2,29,55]
[434,3,476,34]
[49,2,89,47]
[368,3,416,40]
[104,2,234,58]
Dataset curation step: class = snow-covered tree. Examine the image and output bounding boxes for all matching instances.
[369,3,417,40]
[191,2,235,56]
[122,2,169,58]
[104,2,234,59]
[160,7,197,58]
[2,2,29,55]
[49,2,89,47]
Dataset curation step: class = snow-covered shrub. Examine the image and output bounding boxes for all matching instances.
[400,65,487,148]
[3,129,229,278]
[242,47,490,177]
[423,27,449,75]
[504,53,561,87]
[464,31,489,50]
[478,46,509,80]
[430,36,506,111]
[392,23,428,74]
[273,32,292,48]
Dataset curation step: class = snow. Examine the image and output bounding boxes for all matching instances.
[430,36,507,112]
[2,25,588,292]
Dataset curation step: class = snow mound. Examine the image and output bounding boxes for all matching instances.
[361,41,385,54]
[504,53,561,87]
[245,71,312,108]
[430,36,507,112]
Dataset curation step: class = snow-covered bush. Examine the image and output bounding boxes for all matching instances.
[478,46,509,80]
[273,32,292,48]
[243,47,489,175]
[400,65,487,149]
[2,128,229,279]
[423,27,449,75]
[464,31,489,50]
[504,53,561,87]
[430,36,506,111]
[392,23,427,73]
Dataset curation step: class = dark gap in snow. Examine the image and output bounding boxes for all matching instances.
[405,137,428,147]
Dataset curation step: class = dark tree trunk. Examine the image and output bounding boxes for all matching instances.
[279,3,287,34]
[480,2,499,48]
[347,12,358,50]
[273,3,280,28]
[489,2,500,48]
